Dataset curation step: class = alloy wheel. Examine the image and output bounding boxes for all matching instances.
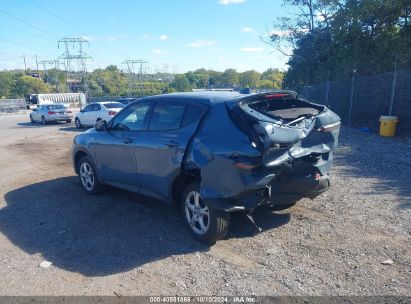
[79,162,95,191]
[184,190,210,235]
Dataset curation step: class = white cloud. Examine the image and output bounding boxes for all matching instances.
[218,0,246,5]
[152,49,168,54]
[241,47,264,52]
[241,27,254,32]
[187,40,216,48]
[160,35,168,41]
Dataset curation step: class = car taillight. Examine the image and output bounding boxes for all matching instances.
[318,121,341,132]
[233,162,259,170]
[108,111,116,115]
[48,111,56,115]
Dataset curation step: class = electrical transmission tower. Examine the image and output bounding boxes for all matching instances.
[122,59,149,80]
[58,37,92,92]
[122,59,150,96]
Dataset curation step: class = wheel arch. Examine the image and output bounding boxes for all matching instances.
[73,149,90,174]
[171,169,201,204]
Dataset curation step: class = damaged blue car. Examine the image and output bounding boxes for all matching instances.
[72,91,340,243]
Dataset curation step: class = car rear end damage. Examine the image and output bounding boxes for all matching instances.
[184,91,340,212]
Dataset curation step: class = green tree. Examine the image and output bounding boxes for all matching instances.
[170,75,191,92]
[14,75,51,97]
[239,70,261,88]
[221,69,239,87]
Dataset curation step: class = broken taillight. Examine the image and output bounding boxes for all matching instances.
[317,121,341,132]
[265,93,289,99]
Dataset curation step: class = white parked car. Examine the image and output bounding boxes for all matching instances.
[74,102,125,128]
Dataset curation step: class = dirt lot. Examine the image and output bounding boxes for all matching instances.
[0,114,410,296]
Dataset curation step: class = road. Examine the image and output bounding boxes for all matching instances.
[0,114,410,296]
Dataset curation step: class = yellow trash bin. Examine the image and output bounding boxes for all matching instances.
[379,116,398,137]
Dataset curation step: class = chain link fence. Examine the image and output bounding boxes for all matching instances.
[0,99,26,114]
[300,69,411,135]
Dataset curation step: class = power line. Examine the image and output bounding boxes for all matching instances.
[0,7,58,39]
[31,0,84,35]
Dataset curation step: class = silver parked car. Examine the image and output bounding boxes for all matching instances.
[30,104,72,125]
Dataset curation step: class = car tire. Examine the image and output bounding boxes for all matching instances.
[75,118,82,129]
[66,119,72,123]
[181,182,230,244]
[77,155,106,195]
[41,116,47,125]
[30,114,35,123]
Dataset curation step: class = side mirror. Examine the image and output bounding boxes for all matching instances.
[95,120,107,132]
[80,109,84,113]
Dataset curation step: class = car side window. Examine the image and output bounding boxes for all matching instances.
[82,105,92,112]
[149,103,186,131]
[91,104,101,111]
[111,101,151,131]
[182,105,205,127]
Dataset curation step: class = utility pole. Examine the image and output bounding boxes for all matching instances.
[348,68,357,126]
[325,70,330,108]
[23,55,27,72]
[388,54,398,116]
[35,54,39,72]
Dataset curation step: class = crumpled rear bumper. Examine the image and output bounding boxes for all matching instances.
[204,170,330,212]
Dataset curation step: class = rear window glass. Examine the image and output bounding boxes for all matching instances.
[104,103,125,109]
[46,105,66,110]
[149,104,186,131]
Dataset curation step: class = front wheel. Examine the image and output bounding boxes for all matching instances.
[41,116,47,125]
[181,182,230,244]
[75,118,82,129]
[30,114,35,123]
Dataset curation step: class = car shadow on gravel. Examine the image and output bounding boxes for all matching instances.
[16,122,70,128]
[59,126,85,132]
[1,176,289,276]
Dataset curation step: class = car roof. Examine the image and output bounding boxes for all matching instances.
[138,91,246,106]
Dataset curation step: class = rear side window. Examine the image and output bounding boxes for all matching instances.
[91,104,101,111]
[182,105,204,127]
[149,103,186,131]
[104,103,125,109]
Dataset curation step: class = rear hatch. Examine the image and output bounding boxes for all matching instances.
[226,91,341,167]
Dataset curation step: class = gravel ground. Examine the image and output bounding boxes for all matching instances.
[0,115,410,296]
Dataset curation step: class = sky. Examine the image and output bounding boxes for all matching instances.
[0,0,288,73]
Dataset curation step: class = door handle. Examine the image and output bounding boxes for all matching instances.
[122,137,132,144]
[166,140,180,148]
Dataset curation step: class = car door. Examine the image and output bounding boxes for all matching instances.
[32,106,41,121]
[134,99,207,203]
[90,103,102,125]
[78,104,92,125]
[91,100,153,192]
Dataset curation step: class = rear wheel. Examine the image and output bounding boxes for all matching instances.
[75,118,82,129]
[30,114,34,123]
[41,116,47,125]
[181,182,230,244]
[77,155,105,194]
